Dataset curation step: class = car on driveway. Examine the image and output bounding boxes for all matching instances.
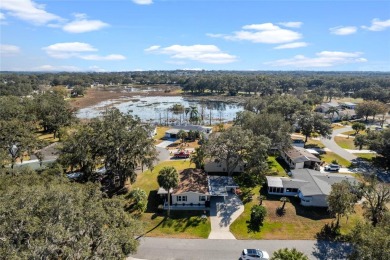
[325,164,340,172]
[240,249,269,260]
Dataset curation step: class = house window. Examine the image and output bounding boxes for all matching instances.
[177,196,187,202]
[199,196,206,201]
[286,188,298,193]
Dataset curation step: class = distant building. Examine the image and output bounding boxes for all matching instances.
[340,102,357,110]
[281,146,321,170]
[164,125,212,139]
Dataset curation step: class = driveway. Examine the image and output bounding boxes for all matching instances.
[208,193,244,239]
[321,126,357,162]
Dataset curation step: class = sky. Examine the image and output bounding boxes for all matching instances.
[0,0,389,72]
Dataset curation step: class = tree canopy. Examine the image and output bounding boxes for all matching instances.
[0,170,141,259]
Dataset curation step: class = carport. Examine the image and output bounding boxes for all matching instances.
[208,176,239,204]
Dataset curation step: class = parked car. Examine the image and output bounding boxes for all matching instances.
[240,249,269,260]
[173,150,190,158]
[325,164,340,172]
[66,172,84,181]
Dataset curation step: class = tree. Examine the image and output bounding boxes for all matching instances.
[59,109,157,187]
[191,146,206,169]
[188,106,199,124]
[129,188,148,213]
[327,181,357,228]
[271,248,309,260]
[352,122,366,135]
[348,215,390,260]
[177,130,188,144]
[355,100,385,122]
[298,112,332,143]
[157,166,179,217]
[0,171,141,258]
[206,126,270,182]
[366,128,390,170]
[360,176,390,226]
[326,106,339,122]
[280,197,290,211]
[250,205,267,229]
[354,134,367,150]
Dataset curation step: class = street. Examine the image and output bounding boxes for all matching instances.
[129,238,351,260]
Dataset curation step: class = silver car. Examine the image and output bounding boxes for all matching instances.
[241,249,270,260]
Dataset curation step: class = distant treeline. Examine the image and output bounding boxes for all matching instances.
[1,71,389,101]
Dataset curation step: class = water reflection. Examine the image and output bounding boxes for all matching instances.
[77,96,243,124]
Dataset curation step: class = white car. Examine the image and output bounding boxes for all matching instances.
[325,164,340,172]
[241,249,269,260]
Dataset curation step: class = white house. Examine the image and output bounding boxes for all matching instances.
[158,169,209,210]
[281,146,321,170]
[164,125,212,139]
[266,169,357,207]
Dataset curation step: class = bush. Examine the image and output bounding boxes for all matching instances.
[250,205,267,229]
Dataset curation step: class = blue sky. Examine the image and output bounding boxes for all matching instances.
[1,0,389,71]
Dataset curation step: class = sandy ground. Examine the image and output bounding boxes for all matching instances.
[69,86,182,110]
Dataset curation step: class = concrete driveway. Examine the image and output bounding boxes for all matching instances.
[321,126,357,162]
[208,192,244,239]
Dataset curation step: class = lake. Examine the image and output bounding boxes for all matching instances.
[77,95,244,125]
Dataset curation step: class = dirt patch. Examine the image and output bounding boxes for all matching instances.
[69,86,182,110]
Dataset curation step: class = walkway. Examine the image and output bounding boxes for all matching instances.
[321,126,357,162]
[208,193,244,239]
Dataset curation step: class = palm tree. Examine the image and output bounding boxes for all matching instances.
[157,166,179,217]
[191,147,206,169]
[258,195,266,205]
[280,197,289,210]
[185,107,191,123]
[189,106,199,124]
[326,107,339,122]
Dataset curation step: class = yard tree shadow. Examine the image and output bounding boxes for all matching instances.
[313,240,351,260]
[135,216,167,240]
[315,222,342,241]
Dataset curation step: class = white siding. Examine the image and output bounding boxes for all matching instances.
[172,192,208,205]
[295,162,304,169]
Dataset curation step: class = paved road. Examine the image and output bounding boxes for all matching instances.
[321,126,357,162]
[129,238,351,260]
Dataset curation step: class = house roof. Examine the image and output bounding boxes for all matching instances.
[266,169,357,197]
[284,146,321,163]
[166,125,212,134]
[292,169,357,196]
[341,102,356,106]
[172,169,209,195]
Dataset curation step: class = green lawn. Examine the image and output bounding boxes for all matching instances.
[320,152,351,167]
[305,138,325,149]
[267,156,287,176]
[230,186,364,240]
[131,160,211,238]
[353,153,377,161]
[342,130,367,136]
[334,136,356,150]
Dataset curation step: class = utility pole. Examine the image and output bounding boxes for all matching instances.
[209,110,212,126]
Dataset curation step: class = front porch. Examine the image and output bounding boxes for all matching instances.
[163,202,209,211]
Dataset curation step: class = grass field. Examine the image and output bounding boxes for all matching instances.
[230,186,364,240]
[130,160,211,238]
[320,152,351,167]
[353,153,377,161]
[334,136,356,150]
[267,156,287,176]
[305,138,325,149]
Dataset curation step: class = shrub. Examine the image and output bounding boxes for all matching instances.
[250,205,267,229]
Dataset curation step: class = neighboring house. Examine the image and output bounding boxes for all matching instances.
[292,138,305,148]
[158,169,210,209]
[266,168,357,207]
[281,146,321,170]
[164,125,213,139]
[204,159,244,174]
[340,102,357,110]
[315,102,340,113]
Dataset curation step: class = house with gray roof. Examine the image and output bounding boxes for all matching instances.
[266,169,357,207]
[281,146,321,170]
[164,125,212,139]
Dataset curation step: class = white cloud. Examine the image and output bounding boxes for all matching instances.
[43,42,125,61]
[265,51,367,68]
[329,26,357,35]
[80,54,126,61]
[0,44,21,55]
[278,22,303,28]
[0,0,62,25]
[145,44,237,64]
[144,45,160,52]
[0,12,5,19]
[274,42,308,49]
[210,23,302,44]
[362,18,390,31]
[63,13,109,33]
[132,0,153,5]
